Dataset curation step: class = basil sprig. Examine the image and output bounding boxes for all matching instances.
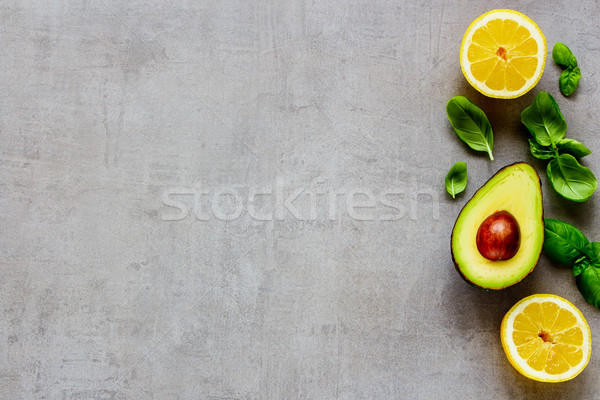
[521,91,597,202]
[445,161,467,199]
[552,42,581,96]
[446,96,494,160]
[544,218,600,310]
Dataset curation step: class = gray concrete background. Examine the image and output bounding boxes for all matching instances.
[2,1,600,399]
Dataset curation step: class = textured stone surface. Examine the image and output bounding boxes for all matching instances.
[2,1,600,398]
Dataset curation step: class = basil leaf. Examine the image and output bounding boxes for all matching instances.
[521,91,566,146]
[546,154,597,202]
[528,137,590,160]
[446,96,494,160]
[529,139,555,159]
[445,161,467,199]
[552,44,581,97]
[543,218,590,266]
[574,258,591,277]
[556,138,591,159]
[584,242,600,262]
[576,265,600,310]
[560,66,581,97]
[552,42,578,69]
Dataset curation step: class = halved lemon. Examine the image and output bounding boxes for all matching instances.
[460,9,546,99]
[501,294,591,382]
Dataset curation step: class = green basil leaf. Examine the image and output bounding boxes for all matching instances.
[445,161,467,199]
[552,42,578,69]
[529,139,556,159]
[573,258,590,277]
[584,242,600,262]
[521,91,566,146]
[543,218,590,266]
[546,154,597,202]
[556,138,591,158]
[446,96,494,160]
[576,265,600,310]
[559,66,581,97]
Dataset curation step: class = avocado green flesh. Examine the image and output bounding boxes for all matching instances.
[451,163,544,290]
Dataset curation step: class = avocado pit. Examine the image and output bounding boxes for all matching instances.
[476,210,521,261]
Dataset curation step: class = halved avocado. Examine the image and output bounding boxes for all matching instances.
[451,162,544,290]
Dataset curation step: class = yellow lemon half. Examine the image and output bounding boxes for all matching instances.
[501,294,591,382]
[460,9,546,99]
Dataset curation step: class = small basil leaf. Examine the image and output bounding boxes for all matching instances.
[546,154,597,202]
[552,42,578,69]
[521,91,566,146]
[584,242,600,262]
[446,96,494,160]
[559,66,581,97]
[543,218,590,266]
[529,139,556,159]
[556,138,591,158]
[576,265,600,310]
[445,162,467,199]
[573,258,590,277]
